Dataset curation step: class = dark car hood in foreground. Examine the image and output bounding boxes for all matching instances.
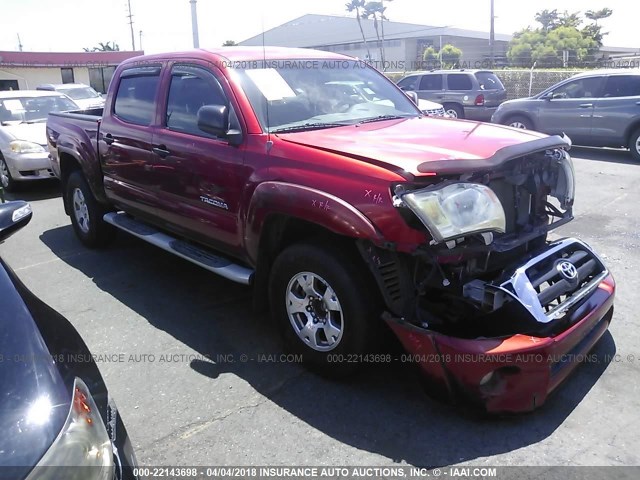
[277,116,555,176]
[0,260,69,479]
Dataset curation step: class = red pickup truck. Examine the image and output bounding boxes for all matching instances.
[47,47,615,413]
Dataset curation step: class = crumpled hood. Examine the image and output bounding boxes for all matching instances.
[277,116,552,176]
[1,122,47,146]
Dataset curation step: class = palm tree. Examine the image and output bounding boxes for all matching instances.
[222,40,238,46]
[345,0,371,61]
[363,2,385,67]
[83,41,120,52]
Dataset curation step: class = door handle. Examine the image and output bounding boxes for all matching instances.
[104,133,114,145]
[579,103,593,108]
[152,145,171,158]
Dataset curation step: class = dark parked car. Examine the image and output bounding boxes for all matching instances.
[491,69,640,161]
[397,69,507,120]
[0,201,137,480]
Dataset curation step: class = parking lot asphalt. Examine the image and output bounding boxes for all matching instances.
[2,146,640,468]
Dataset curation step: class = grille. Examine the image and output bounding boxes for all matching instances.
[499,239,608,324]
[425,107,446,117]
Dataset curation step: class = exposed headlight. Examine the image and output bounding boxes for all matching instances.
[12,203,32,222]
[399,183,506,243]
[26,378,114,480]
[551,151,575,210]
[10,140,46,154]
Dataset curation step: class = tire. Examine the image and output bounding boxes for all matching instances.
[0,155,16,192]
[505,115,533,130]
[444,103,464,119]
[630,129,640,162]
[269,242,381,378]
[65,170,115,248]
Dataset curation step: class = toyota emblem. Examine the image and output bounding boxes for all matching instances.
[557,261,578,281]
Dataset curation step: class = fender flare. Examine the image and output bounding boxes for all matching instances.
[244,181,384,264]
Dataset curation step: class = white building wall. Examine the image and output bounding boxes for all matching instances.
[0,66,91,90]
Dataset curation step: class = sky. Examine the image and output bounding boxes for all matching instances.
[0,0,637,54]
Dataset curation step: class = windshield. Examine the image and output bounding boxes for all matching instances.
[234,60,421,132]
[59,86,101,100]
[0,95,78,123]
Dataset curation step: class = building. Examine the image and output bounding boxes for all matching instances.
[0,50,143,93]
[239,14,512,70]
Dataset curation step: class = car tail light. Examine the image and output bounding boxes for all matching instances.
[26,378,114,480]
[474,94,485,106]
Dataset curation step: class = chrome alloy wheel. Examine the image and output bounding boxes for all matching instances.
[286,272,344,352]
[509,121,527,129]
[72,187,90,234]
[0,160,9,188]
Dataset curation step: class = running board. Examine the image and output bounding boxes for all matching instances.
[103,212,253,285]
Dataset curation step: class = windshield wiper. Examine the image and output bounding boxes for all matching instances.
[358,114,412,124]
[272,122,348,133]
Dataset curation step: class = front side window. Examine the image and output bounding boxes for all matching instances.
[419,74,443,90]
[397,76,419,91]
[113,68,160,125]
[602,75,640,98]
[551,77,602,99]
[166,65,228,138]
[447,74,473,91]
[234,60,420,132]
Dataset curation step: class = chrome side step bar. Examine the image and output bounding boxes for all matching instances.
[103,212,253,285]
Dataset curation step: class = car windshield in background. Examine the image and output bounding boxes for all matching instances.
[0,96,78,123]
[234,60,421,132]
[476,72,504,90]
[59,87,101,100]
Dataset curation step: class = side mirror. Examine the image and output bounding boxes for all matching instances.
[0,201,33,243]
[404,90,419,105]
[540,92,553,100]
[197,105,229,137]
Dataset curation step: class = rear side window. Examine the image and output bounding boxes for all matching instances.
[419,74,443,90]
[447,74,473,91]
[397,76,420,90]
[113,69,160,125]
[602,75,640,98]
[475,72,504,91]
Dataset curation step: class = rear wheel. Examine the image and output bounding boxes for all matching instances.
[505,115,533,130]
[0,155,16,192]
[630,129,640,162]
[443,103,464,119]
[269,242,381,378]
[66,171,115,248]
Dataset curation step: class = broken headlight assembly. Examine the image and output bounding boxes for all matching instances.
[395,182,506,244]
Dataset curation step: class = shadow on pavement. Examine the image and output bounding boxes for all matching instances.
[571,146,636,165]
[3,179,61,202]
[40,224,616,467]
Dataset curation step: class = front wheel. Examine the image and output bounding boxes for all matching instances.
[66,171,115,248]
[0,155,16,192]
[269,242,381,378]
[505,115,533,130]
[630,128,640,162]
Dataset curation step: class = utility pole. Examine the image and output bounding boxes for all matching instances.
[190,0,200,48]
[17,34,23,52]
[489,0,495,67]
[139,30,143,51]
[127,0,136,51]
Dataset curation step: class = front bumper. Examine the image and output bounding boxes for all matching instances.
[386,239,616,413]
[4,151,56,182]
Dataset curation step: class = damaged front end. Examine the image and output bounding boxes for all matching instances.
[360,136,616,412]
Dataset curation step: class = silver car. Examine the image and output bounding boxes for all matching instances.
[492,69,640,161]
[0,91,79,190]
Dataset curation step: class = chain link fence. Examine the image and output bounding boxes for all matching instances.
[493,69,585,100]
